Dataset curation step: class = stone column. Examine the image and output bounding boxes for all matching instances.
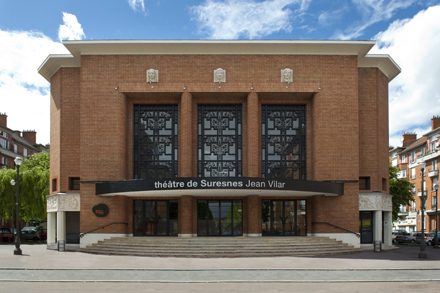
[180,92,193,177]
[247,92,259,177]
[247,195,261,237]
[47,212,56,244]
[383,211,392,245]
[56,211,66,242]
[180,195,193,237]
[373,210,383,243]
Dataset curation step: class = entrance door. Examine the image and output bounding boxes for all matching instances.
[262,200,307,236]
[197,200,242,236]
[133,200,178,236]
[360,211,373,244]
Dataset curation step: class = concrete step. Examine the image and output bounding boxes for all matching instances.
[81,236,360,257]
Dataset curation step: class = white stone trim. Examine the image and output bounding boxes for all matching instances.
[47,193,80,212]
[359,192,392,211]
[310,233,360,248]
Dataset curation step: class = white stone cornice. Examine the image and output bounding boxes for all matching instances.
[47,193,80,212]
[359,192,392,211]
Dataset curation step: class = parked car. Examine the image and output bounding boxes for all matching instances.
[39,229,47,240]
[0,227,14,243]
[428,232,440,246]
[415,232,431,245]
[21,227,40,241]
[395,231,419,243]
[392,231,406,243]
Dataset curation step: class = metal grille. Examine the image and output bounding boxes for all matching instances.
[261,105,306,179]
[133,105,178,179]
[197,105,242,177]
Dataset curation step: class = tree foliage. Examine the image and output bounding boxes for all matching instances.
[0,152,49,223]
[389,162,414,221]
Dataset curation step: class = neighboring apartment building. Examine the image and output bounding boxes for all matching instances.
[38,40,400,251]
[0,113,48,168]
[0,112,49,227]
[391,117,440,232]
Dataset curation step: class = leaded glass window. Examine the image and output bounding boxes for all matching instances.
[262,105,306,179]
[133,105,178,179]
[197,105,242,177]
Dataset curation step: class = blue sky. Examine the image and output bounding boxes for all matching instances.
[1,0,440,147]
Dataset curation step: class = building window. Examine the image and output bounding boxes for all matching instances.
[359,177,370,190]
[411,151,415,163]
[401,155,406,163]
[69,177,80,190]
[433,178,438,191]
[23,148,27,157]
[133,104,178,179]
[382,178,387,191]
[14,144,17,153]
[197,104,242,177]
[411,168,416,179]
[261,104,306,179]
[433,160,437,171]
[1,156,6,165]
[52,178,57,192]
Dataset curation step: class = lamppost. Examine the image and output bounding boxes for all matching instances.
[10,179,15,240]
[419,161,427,259]
[434,184,439,248]
[14,156,22,256]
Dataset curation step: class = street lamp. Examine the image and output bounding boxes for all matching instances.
[14,156,22,256]
[10,180,15,240]
[434,184,439,248]
[418,161,427,259]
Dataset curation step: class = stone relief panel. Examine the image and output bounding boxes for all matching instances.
[47,195,58,212]
[281,68,293,83]
[359,193,392,211]
[214,68,226,83]
[47,193,80,212]
[147,69,159,83]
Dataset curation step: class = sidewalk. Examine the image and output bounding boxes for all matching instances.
[2,243,440,292]
[1,243,440,270]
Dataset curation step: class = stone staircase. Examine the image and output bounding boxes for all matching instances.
[81,236,360,257]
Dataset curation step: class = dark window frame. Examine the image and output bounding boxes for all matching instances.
[69,177,80,190]
[133,104,178,179]
[197,104,243,178]
[261,104,306,179]
[359,177,371,190]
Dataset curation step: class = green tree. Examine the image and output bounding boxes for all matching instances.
[0,152,49,223]
[389,162,414,221]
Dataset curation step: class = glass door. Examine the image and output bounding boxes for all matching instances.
[360,211,373,244]
[133,200,178,236]
[197,200,242,236]
[262,200,306,236]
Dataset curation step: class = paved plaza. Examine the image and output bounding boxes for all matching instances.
[1,243,440,292]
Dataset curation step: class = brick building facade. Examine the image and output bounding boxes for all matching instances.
[391,117,440,234]
[38,40,400,250]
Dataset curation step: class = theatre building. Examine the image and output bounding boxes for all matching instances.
[38,40,400,250]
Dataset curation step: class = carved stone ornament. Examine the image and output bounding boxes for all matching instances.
[214,68,226,83]
[47,193,80,212]
[146,69,159,83]
[281,68,293,83]
[359,193,392,211]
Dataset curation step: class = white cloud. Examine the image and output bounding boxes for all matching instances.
[191,0,309,39]
[128,0,146,12]
[58,12,86,42]
[335,0,415,39]
[370,5,440,147]
[0,30,69,145]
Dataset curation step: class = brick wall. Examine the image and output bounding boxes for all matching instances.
[52,53,389,235]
